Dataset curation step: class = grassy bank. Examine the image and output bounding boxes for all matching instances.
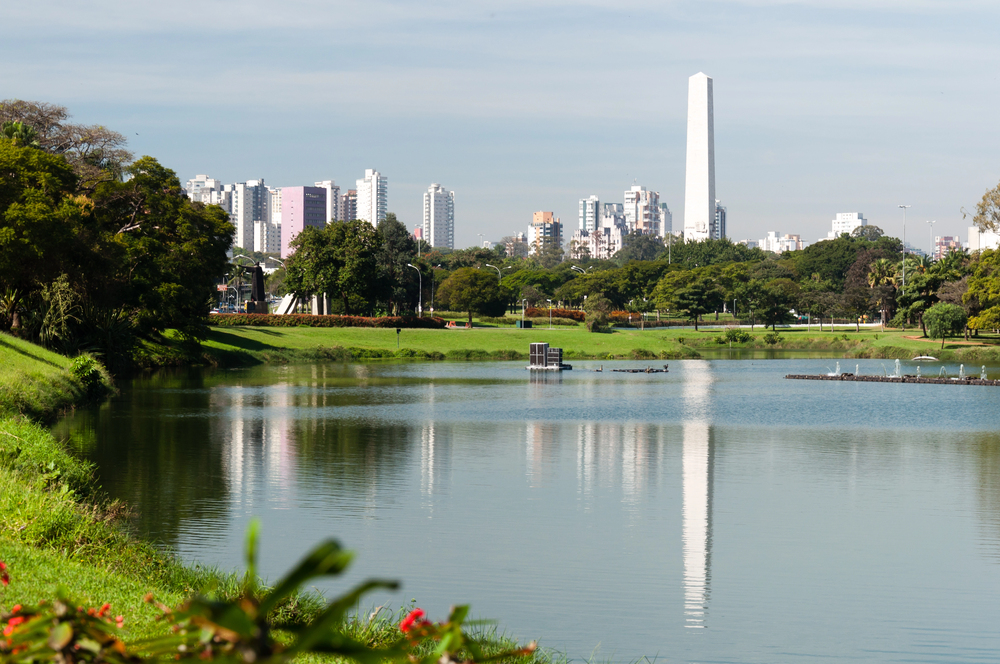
[162,323,1000,367]
[0,332,214,636]
[0,333,549,662]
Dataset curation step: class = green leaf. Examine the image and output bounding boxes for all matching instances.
[244,517,261,595]
[48,622,73,650]
[289,579,399,654]
[257,539,354,617]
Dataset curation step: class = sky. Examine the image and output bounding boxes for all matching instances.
[4,0,999,252]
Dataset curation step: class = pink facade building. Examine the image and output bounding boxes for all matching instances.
[280,186,327,258]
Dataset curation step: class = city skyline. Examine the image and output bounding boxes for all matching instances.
[7,1,997,248]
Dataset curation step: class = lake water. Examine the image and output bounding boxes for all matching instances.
[54,359,1000,663]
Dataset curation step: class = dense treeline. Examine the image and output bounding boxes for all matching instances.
[285,214,1000,337]
[0,100,234,372]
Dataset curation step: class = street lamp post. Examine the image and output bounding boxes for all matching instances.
[899,205,911,290]
[927,220,936,260]
[430,264,441,312]
[406,263,422,317]
[521,299,528,327]
[484,263,502,281]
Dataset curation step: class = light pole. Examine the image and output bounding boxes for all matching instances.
[521,298,528,327]
[899,204,910,290]
[927,220,936,260]
[484,263,502,281]
[406,263,422,317]
[546,298,553,329]
[430,264,441,312]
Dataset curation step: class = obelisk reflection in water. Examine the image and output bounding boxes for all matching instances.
[682,362,714,628]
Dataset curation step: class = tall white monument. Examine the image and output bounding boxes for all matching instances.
[683,73,715,242]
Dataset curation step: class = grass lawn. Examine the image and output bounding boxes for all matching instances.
[198,322,1000,363]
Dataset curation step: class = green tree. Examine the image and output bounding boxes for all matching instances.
[90,157,235,339]
[851,224,885,241]
[536,242,565,269]
[674,280,724,330]
[965,248,1000,332]
[614,232,664,264]
[923,302,968,348]
[838,287,871,332]
[757,278,800,330]
[435,267,506,323]
[284,220,382,314]
[376,212,418,315]
[784,235,865,290]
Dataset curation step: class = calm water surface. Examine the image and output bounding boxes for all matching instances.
[55,359,1000,663]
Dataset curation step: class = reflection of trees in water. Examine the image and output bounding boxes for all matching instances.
[967,434,1000,560]
[291,418,418,497]
[56,371,229,549]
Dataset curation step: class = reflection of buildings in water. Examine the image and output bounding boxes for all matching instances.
[213,384,297,510]
[421,423,435,496]
[419,421,452,502]
[574,423,660,504]
[682,360,714,628]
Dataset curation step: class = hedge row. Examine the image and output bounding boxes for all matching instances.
[524,307,586,322]
[208,314,447,329]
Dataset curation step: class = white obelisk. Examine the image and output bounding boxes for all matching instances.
[683,73,715,242]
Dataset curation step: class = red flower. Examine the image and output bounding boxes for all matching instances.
[97,603,111,618]
[0,562,8,587]
[10,605,20,614]
[399,608,426,633]
[3,616,25,637]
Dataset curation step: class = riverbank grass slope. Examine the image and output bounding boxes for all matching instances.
[195,323,1000,364]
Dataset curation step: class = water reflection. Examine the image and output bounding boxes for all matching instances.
[682,361,714,628]
[52,361,1000,663]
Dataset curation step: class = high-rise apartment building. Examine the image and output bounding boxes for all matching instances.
[314,181,341,222]
[280,186,327,258]
[341,190,357,222]
[269,187,282,226]
[528,211,563,255]
[934,236,962,260]
[712,200,726,240]
[423,183,455,249]
[579,195,600,232]
[356,169,387,224]
[185,174,223,204]
[826,212,867,239]
[660,203,673,237]
[226,180,269,252]
[683,72,716,242]
[624,185,662,236]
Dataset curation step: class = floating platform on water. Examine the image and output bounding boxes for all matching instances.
[785,373,1000,386]
[612,365,670,374]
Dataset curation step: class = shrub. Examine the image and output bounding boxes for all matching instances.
[523,307,585,322]
[763,331,783,345]
[208,314,446,329]
[715,328,753,344]
[70,355,109,400]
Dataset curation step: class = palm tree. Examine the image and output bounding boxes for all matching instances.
[868,258,896,329]
[0,121,40,147]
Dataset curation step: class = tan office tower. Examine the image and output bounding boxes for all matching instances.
[683,73,715,242]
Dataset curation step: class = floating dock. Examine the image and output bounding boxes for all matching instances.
[527,342,572,371]
[612,366,669,374]
[785,373,1000,387]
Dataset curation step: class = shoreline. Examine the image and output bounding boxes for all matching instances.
[0,332,550,661]
[130,325,1000,371]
